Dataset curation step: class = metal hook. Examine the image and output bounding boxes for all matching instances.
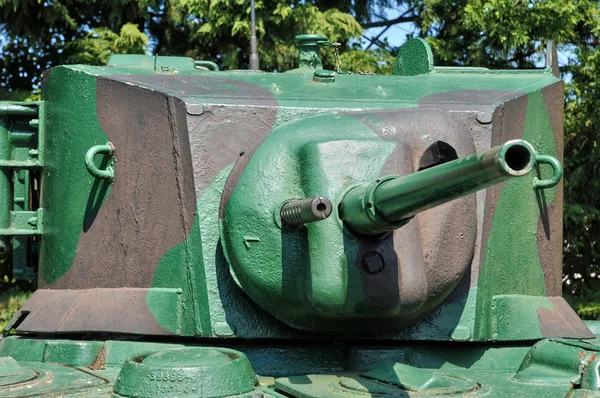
[533,155,562,189]
[85,142,115,182]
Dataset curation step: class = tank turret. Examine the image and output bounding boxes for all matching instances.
[0,36,597,398]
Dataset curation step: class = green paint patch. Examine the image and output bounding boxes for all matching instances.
[197,165,234,337]
[42,341,104,367]
[150,217,209,336]
[221,114,394,329]
[475,90,558,340]
[40,67,111,284]
[145,288,184,335]
[490,295,553,340]
[0,336,46,361]
[71,63,558,111]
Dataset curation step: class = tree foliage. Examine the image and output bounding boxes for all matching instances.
[563,41,600,300]
[1,0,600,308]
[0,0,155,91]
[67,23,149,66]
[0,285,32,332]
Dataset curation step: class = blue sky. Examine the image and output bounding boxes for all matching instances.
[362,6,413,49]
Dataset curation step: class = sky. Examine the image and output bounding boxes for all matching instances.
[362,6,413,49]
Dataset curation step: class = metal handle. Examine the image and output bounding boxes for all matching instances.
[195,61,220,71]
[85,143,115,181]
[533,155,562,189]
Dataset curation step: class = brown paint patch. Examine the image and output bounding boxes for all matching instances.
[354,235,402,313]
[538,82,565,296]
[50,80,197,289]
[349,109,477,319]
[368,142,424,314]
[199,106,278,218]
[15,288,174,335]
[90,346,106,370]
[113,74,279,217]
[537,297,595,338]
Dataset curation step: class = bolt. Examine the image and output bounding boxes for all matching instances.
[186,104,204,115]
[476,111,493,124]
[361,251,385,274]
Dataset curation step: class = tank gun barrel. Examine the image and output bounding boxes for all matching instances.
[340,140,537,235]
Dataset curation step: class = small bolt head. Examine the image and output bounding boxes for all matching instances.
[361,251,385,274]
[476,111,493,124]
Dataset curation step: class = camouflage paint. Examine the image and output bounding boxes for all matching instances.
[39,67,111,284]
[50,78,197,290]
[9,40,586,343]
[220,109,482,332]
[150,213,210,336]
[12,288,178,335]
[473,90,576,340]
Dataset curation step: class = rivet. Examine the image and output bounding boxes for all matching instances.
[361,251,385,274]
[450,325,471,341]
[476,112,493,124]
[186,104,204,115]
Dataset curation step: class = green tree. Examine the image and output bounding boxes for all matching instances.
[562,43,600,299]
[66,23,149,66]
[0,0,153,94]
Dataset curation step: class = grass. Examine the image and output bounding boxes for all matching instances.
[0,285,32,332]
[576,302,600,321]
